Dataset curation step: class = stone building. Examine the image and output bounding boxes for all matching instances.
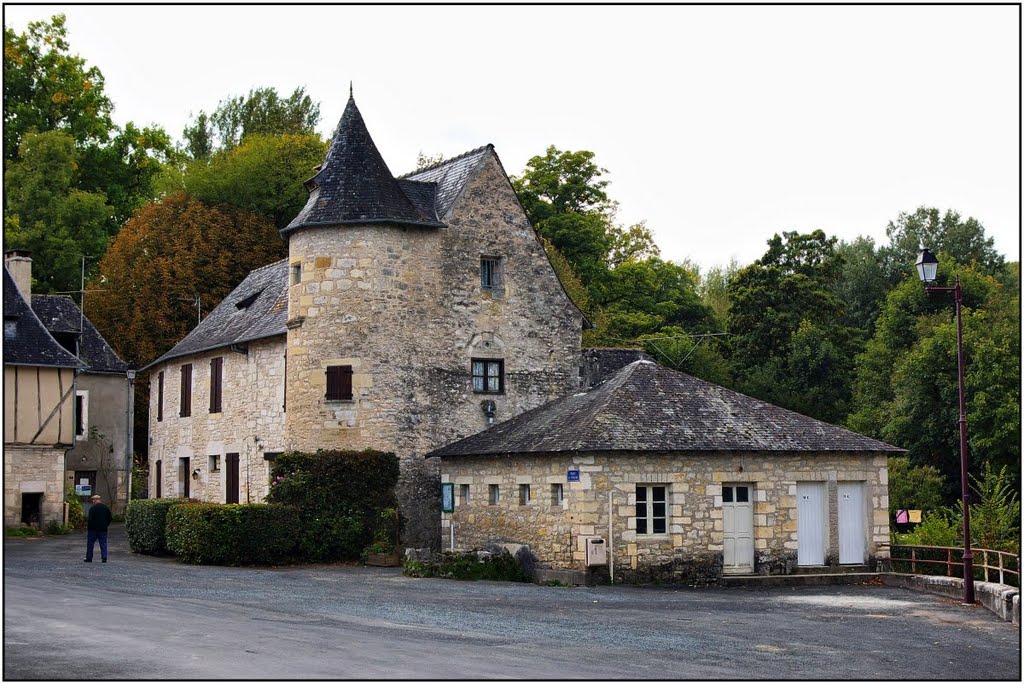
[428,360,900,583]
[3,256,79,527]
[143,93,586,545]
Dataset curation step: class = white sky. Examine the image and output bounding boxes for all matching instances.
[5,4,1020,271]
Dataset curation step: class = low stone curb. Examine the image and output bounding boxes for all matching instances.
[881,573,1020,626]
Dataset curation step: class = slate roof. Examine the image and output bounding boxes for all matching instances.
[399,145,493,219]
[2,268,80,369]
[31,295,129,374]
[282,94,445,235]
[428,360,902,458]
[143,259,289,370]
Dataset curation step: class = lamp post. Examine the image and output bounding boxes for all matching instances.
[915,247,974,605]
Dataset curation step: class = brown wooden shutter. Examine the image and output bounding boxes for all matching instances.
[180,364,192,417]
[157,372,164,422]
[210,357,223,413]
[341,366,353,400]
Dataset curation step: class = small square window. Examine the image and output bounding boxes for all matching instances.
[209,455,220,473]
[471,358,504,394]
[736,486,749,503]
[551,483,564,506]
[459,484,470,506]
[290,262,302,286]
[519,484,531,505]
[488,484,500,505]
[480,257,502,291]
[723,486,733,503]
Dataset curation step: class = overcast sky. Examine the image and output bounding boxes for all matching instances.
[5,4,1020,271]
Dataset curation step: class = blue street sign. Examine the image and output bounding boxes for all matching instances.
[567,469,580,482]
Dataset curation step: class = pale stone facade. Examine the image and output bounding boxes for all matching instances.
[440,451,890,582]
[147,338,286,504]
[4,445,68,527]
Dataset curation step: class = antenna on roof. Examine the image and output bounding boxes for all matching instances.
[349,81,353,99]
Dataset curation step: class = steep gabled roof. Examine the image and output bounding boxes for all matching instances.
[399,145,493,218]
[282,94,444,235]
[32,295,129,374]
[2,268,80,369]
[428,360,902,458]
[143,259,289,370]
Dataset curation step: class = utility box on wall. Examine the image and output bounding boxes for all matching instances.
[585,537,607,566]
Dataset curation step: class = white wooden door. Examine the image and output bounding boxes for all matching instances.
[796,482,826,566]
[722,484,754,574]
[838,482,866,564]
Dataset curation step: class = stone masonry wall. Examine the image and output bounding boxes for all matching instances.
[284,152,584,547]
[4,445,66,527]
[440,450,889,583]
[65,373,129,512]
[147,337,286,504]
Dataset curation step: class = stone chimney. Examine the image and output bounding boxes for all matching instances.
[4,249,32,299]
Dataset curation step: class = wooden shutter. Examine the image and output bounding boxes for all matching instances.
[157,372,164,422]
[180,364,192,417]
[225,453,240,504]
[326,365,354,401]
[210,357,223,413]
[155,460,162,498]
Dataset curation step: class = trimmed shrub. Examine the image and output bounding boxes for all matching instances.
[267,449,400,562]
[165,503,299,565]
[403,550,532,582]
[125,498,189,555]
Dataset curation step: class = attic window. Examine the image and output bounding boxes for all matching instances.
[235,290,263,310]
[4,318,16,340]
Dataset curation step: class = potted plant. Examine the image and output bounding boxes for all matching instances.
[364,507,401,567]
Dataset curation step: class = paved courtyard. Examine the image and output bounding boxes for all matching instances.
[4,526,1020,680]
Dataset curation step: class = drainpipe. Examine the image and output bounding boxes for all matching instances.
[608,489,614,584]
[125,369,136,510]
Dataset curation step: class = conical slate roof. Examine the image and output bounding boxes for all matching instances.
[282,93,444,235]
[427,360,902,457]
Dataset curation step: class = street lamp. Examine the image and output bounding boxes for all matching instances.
[915,247,974,605]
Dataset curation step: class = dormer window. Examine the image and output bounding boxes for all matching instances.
[4,318,16,340]
[235,290,262,310]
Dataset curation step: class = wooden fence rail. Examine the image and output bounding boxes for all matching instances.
[889,545,1020,586]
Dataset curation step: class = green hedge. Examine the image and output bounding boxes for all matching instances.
[165,503,299,565]
[267,449,400,562]
[403,550,532,582]
[125,498,189,555]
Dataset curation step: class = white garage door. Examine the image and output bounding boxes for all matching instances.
[796,482,826,566]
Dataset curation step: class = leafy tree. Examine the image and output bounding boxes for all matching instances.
[833,236,888,337]
[3,14,114,164]
[608,221,660,268]
[512,146,615,291]
[887,456,946,519]
[87,193,286,369]
[179,133,327,229]
[415,151,445,171]
[183,86,320,157]
[727,230,859,423]
[697,258,739,325]
[3,130,112,293]
[879,206,1005,284]
[849,259,1019,501]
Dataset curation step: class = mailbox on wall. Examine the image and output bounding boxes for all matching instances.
[585,537,607,567]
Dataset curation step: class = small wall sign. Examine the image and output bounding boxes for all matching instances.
[441,482,454,513]
[75,484,92,496]
[567,469,580,482]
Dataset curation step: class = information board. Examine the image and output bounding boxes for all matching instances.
[441,482,455,513]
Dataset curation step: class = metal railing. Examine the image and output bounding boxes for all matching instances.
[889,544,1020,587]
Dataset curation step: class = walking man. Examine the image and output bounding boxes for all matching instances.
[84,495,112,563]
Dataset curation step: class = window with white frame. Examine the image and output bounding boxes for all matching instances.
[635,484,668,535]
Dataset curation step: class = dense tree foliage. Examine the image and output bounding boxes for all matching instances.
[182,86,320,158]
[86,193,286,368]
[3,15,175,291]
[3,14,113,164]
[179,133,327,229]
